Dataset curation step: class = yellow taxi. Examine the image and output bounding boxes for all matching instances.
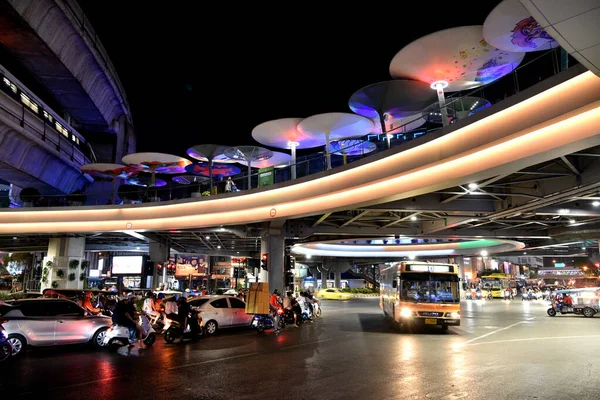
[316,288,353,300]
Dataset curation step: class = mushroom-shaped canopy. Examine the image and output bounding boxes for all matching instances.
[389,25,525,92]
[483,0,557,53]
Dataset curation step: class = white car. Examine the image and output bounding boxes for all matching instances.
[188,295,253,335]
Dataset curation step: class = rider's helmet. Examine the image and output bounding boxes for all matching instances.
[157,293,165,299]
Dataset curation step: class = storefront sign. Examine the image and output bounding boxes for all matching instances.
[170,254,208,277]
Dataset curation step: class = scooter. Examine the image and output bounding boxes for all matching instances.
[102,313,156,350]
[163,310,203,343]
[252,309,285,333]
[300,304,313,322]
[0,319,13,362]
[312,299,322,318]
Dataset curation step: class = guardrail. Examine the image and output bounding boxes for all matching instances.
[6,49,574,207]
[0,92,91,167]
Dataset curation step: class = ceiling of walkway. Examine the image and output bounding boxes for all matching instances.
[2,146,600,258]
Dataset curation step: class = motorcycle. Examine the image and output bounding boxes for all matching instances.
[252,309,285,333]
[0,319,13,362]
[312,299,322,318]
[163,310,203,343]
[299,303,313,322]
[102,313,156,350]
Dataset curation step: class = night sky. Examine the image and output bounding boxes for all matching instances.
[78,2,502,157]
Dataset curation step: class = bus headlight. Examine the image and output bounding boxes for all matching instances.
[400,308,413,318]
[451,311,460,319]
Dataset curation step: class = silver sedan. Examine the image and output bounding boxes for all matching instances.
[0,298,111,356]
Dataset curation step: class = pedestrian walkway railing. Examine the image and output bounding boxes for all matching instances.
[4,49,576,208]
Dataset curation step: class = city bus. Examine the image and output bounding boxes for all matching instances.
[380,261,460,330]
[480,273,514,298]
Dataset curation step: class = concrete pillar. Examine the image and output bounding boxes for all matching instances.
[334,270,342,289]
[261,233,284,294]
[259,240,269,283]
[43,237,85,291]
[149,241,169,289]
[114,114,136,163]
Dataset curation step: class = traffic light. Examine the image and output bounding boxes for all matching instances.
[261,253,268,270]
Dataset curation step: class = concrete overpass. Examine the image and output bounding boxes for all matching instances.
[0,0,135,164]
[0,65,92,195]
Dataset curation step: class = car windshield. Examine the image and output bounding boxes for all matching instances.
[400,273,460,303]
[481,279,502,290]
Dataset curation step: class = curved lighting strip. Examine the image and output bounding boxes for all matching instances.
[0,72,599,234]
[291,239,525,258]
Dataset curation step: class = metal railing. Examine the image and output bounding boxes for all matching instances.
[0,92,91,167]
[6,48,577,207]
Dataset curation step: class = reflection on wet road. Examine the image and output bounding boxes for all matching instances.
[3,298,600,399]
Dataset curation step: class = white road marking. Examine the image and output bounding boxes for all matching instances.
[463,317,535,345]
[465,334,600,347]
[29,376,121,393]
[168,352,259,370]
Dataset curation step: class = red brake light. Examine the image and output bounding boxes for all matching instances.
[277,308,284,314]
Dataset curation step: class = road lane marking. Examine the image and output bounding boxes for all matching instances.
[465,334,600,347]
[20,376,122,394]
[281,338,332,350]
[168,352,259,370]
[463,317,535,345]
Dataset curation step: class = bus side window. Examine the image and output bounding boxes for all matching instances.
[392,280,397,289]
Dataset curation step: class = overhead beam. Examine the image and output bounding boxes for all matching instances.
[379,212,420,229]
[420,217,477,234]
[560,155,580,175]
[340,210,370,227]
[312,213,332,227]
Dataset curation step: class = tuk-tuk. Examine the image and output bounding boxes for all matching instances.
[547,287,600,318]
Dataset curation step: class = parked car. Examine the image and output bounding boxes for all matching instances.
[0,298,111,356]
[188,295,253,335]
[316,288,353,301]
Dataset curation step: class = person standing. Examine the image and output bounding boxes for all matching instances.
[225,177,234,192]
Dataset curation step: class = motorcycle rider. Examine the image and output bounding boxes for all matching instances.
[269,289,282,333]
[143,292,162,325]
[79,291,101,314]
[283,291,300,326]
[176,295,189,331]
[113,295,145,348]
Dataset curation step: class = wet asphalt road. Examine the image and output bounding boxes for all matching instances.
[2,298,600,399]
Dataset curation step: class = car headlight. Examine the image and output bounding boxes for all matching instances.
[399,308,413,318]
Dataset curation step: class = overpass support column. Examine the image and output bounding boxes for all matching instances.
[149,241,169,290]
[261,232,284,294]
[43,237,86,292]
[334,270,342,289]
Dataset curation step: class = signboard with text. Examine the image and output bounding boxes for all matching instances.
[170,254,208,277]
[258,166,274,187]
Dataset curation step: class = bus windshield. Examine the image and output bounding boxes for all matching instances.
[400,273,460,303]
